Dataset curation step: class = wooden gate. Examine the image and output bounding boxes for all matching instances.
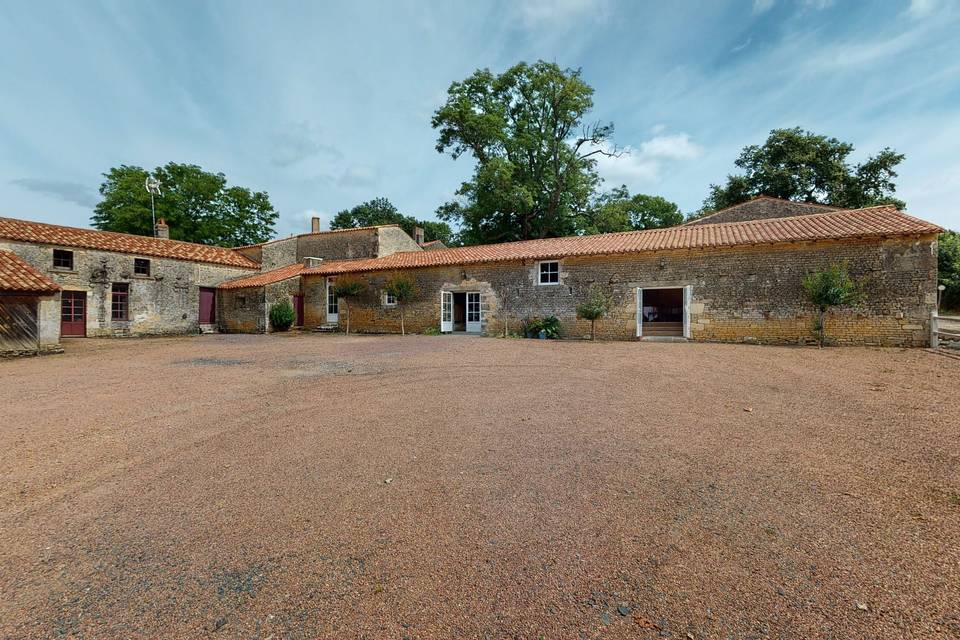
[0,297,39,351]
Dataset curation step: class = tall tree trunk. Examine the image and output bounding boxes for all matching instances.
[344,300,350,335]
[591,318,596,341]
[400,306,405,336]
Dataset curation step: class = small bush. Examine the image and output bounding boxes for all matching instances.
[576,284,614,340]
[523,316,560,339]
[802,263,859,347]
[422,325,441,336]
[269,300,295,332]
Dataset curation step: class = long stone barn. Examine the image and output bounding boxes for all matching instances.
[0,197,944,352]
[219,198,943,346]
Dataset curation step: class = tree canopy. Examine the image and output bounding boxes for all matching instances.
[699,127,905,215]
[92,162,277,246]
[330,197,452,246]
[939,230,960,311]
[580,185,684,235]
[432,61,618,245]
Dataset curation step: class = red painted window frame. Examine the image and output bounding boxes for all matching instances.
[111,282,129,321]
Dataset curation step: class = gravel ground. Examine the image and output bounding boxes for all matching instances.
[1,334,957,639]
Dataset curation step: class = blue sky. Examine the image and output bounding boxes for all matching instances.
[1,0,958,238]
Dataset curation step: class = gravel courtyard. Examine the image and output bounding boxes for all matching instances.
[1,334,957,639]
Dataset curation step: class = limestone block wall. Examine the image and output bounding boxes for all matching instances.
[300,235,938,346]
[1,240,254,338]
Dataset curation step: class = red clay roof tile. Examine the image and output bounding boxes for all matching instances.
[0,250,60,293]
[219,262,305,289]
[302,206,942,277]
[0,216,259,269]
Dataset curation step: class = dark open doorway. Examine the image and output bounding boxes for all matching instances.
[453,292,466,331]
[639,287,684,337]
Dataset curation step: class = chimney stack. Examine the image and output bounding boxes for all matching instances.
[413,226,425,246]
[311,216,321,233]
[155,218,169,239]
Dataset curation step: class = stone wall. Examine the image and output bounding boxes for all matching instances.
[1,240,254,338]
[297,228,380,261]
[376,227,423,256]
[687,198,837,226]
[219,277,303,333]
[300,235,938,346]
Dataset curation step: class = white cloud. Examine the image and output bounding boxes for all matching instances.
[513,0,610,28]
[753,0,775,14]
[907,0,939,18]
[592,132,704,187]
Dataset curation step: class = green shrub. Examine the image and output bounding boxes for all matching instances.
[422,325,441,336]
[576,284,614,340]
[383,272,418,335]
[802,263,859,347]
[332,275,367,334]
[523,315,560,339]
[269,300,295,332]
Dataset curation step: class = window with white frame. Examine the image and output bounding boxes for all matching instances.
[383,291,397,306]
[538,260,560,285]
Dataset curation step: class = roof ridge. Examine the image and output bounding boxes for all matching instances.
[239,224,402,248]
[684,196,843,225]
[0,215,259,269]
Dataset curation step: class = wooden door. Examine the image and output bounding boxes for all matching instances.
[199,287,216,324]
[61,291,86,337]
[293,294,304,326]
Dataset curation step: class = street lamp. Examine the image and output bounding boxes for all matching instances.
[938,284,946,313]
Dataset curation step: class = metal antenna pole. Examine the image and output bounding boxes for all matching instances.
[150,192,156,237]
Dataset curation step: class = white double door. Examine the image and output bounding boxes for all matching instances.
[440,291,481,333]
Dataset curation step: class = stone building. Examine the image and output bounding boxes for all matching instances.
[0,250,61,356]
[283,202,942,346]
[0,198,944,351]
[0,216,259,347]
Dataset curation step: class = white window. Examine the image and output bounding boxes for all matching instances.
[383,291,397,306]
[538,260,560,285]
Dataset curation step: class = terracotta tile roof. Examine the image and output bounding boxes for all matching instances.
[0,216,259,269]
[0,250,60,293]
[303,206,942,277]
[219,262,305,289]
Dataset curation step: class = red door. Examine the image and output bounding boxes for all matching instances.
[61,291,86,337]
[293,295,304,326]
[199,287,216,324]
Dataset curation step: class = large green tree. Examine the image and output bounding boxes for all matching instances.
[580,185,684,234]
[940,230,960,311]
[92,163,277,246]
[330,197,452,246]
[432,61,616,245]
[699,128,905,215]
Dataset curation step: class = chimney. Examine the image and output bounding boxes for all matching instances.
[311,216,321,233]
[155,218,169,239]
[413,226,425,246]
[302,256,323,269]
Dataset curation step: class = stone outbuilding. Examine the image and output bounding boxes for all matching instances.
[292,202,942,346]
[0,250,62,356]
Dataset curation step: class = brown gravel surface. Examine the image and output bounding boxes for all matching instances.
[1,334,958,639]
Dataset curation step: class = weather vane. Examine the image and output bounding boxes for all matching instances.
[145,175,162,237]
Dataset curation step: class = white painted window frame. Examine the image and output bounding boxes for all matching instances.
[383,291,397,307]
[326,276,339,322]
[440,290,453,333]
[466,291,482,332]
[537,260,560,285]
[635,285,693,339]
